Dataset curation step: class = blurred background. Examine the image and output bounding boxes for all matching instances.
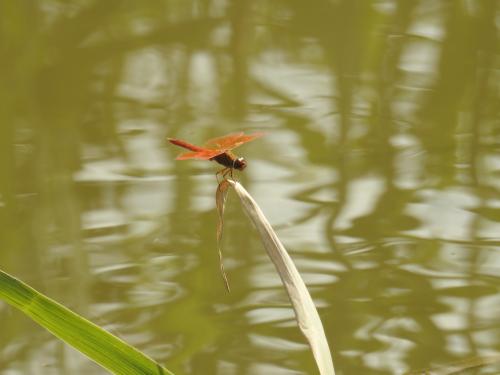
[0,1,499,374]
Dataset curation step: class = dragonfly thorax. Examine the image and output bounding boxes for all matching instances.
[211,152,247,170]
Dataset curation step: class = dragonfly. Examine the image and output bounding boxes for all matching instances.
[168,131,264,180]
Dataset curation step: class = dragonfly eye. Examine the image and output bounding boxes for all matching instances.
[235,157,247,170]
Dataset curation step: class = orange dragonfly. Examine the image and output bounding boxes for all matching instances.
[168,131,264,179]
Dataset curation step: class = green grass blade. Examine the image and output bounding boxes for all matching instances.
[0,270,173,375]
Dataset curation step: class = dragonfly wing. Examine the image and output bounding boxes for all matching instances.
[176,149,224,160]
[204,132,244,150]
[204,131,264,150]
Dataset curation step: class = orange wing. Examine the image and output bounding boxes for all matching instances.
[204,131,264,151]
[175,149,224,160]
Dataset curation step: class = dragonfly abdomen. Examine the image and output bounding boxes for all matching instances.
[167,138,205,152]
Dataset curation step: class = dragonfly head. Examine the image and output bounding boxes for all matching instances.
[234,157,247,171]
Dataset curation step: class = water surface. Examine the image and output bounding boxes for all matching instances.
[0,1,499,374]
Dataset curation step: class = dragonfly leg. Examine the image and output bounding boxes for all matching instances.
[223,168,233,180]
[216,167,236,182]
[215,169,223,183]
[216,168,229,183]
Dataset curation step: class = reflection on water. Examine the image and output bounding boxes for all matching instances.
[0,1,499,374]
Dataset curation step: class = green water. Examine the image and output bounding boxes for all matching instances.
[0,1,499,374]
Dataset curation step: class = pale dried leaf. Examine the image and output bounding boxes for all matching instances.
[227,180,335,375]
[215,179,231,292]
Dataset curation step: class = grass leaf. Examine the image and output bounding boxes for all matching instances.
[0,270,173,375]
[227,180,335,375]
[216,179,232,292]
